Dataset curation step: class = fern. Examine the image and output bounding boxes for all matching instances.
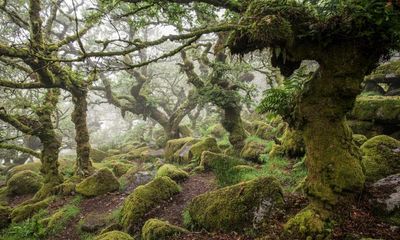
[256,64,312,121]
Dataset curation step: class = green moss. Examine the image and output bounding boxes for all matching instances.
[141,218,188,240]
[120,176,180,233]
[0,205,11,229]
[351,96,400,123]
[94,160,134,178]
[39,196,81,235]
[6,170,43,196]
[269,128,305,158]
[90,149,109,162]
[353,134,368,147]
[207,124,227,139]
[284,203,332,239]
[6,162,41,182]
[164,137,199,162]
[94,231,134,240]
[11,197,54,223]
[360,135,400,182]
[185,137,221,163]
[254,121,275,140]
[184,176,284,233]
[156,164,189,182]
[200,151,245,186]
[240,137,270,163]
[76,168,119,197]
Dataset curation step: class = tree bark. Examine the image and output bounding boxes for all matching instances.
[71,90,93,177]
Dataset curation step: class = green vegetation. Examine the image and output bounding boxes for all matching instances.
[156,164,189,181]
[76,168,120,197]
[142,218,188,240]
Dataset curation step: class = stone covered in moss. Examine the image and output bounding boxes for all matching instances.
[164,137,199,162]
[11,197,54,222]
[0,205,11,229]
[94,231,134,240]
[120,176,180,233]
[6,162,41,182]
[254,121,275,140]
[76,168,119,197]
[184,176,284,232]
[6,170,43,196]
[142,218,188,240]
[240,139,268,163]
[176,137,221,164]
[91,148,109,162]
[361,135,400,182]
[353,134,368,147]
[156,164,189,182]
[350,96,400,124]
[208,124,227,139]
[270,128,305,158]
[284,203,331,239]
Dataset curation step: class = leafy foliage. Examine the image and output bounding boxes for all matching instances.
[256,65,311,123]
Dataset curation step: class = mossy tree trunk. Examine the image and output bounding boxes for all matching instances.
[299,68,365,206]
[222,106,246,151]
[71,90,93,177]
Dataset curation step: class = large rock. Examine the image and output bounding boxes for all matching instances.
[240,139,268,163]
[6,162,41,182]
[80,212,109,232]
[120,176,180,233]
[368,173,400,225]
[6,170,43,196]
[76,168,120,197]
[156,164,189,182]
[350,96,400,124]
[361,135,400,182]
[94,231,134,240]
[90,148,109,162]
[174,137,221,164]
[141,218,188,240]
[0,205,11,229]
[269,128,305,158]
[11,197,54,222]
[165,137,199,162]
[183,176,284,232]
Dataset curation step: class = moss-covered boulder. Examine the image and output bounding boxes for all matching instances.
[11,197,54,222]
[76,168,120,197]
[175,137,221,164]
[91,148,109,162]
[0,205,11,229]
[120,176,181,233]
[240,140,267,163]
[156,164,189,182]
[81,212,109,232]
[361,135,400,182]
[94,231,134,240]
[164,137,199,162]
[273,128,305,158]
[353,134,368,147]
[208,124,227,139]
[6,170,43,196]
[6,162,41,182]
[184,176,284,232]
[350,96,400,124]
[142,218,188,240]
[254,121,275,140]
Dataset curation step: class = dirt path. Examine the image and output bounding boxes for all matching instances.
[145,172,216,226]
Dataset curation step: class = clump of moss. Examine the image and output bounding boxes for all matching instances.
[269,128,305,158]
[284,203,332,239]
[200,151,245,186]
[90,148,109,162]
[240,137,270,163]
[254,121,275,140]
[165,137,199,163]
[353,134,368,147]
[141,218,188,240]
[6,170,43,196]
[156,164,189,182]
[120,176,180,233]
[184,176,284,233]
[182,137,221,164]
[350,96,400,123]
[208,124,227,139]
[6,162,41,182]
[0,205,11,229]
[94,230,134,240]
[76,168,119,197]
[11,196,54,223]
[360,135,400,182]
